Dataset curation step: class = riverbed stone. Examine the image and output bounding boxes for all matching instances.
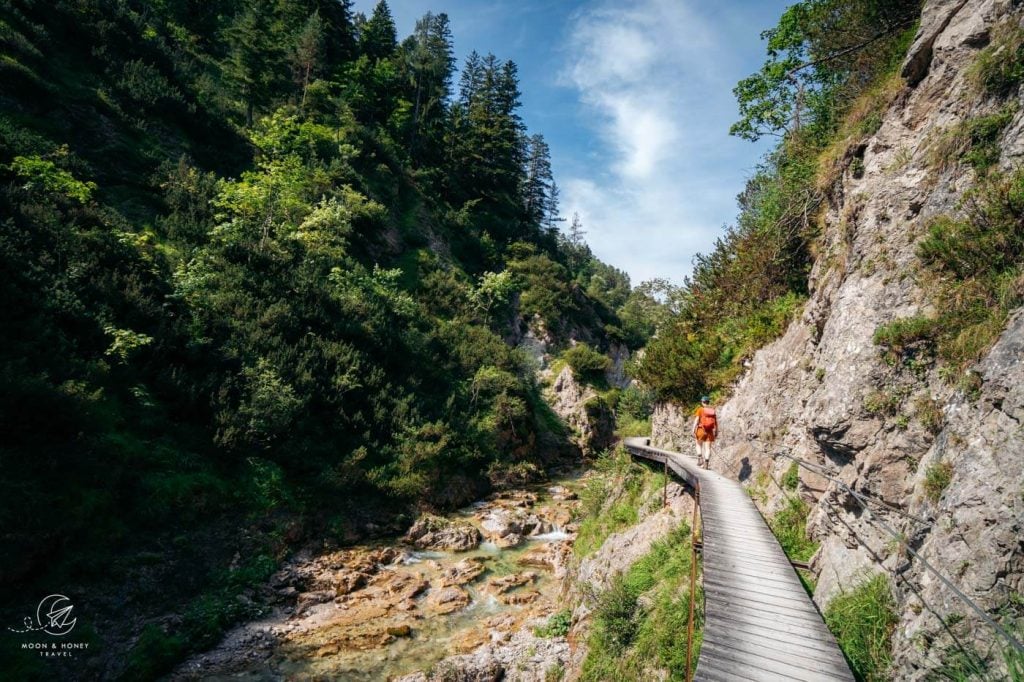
[426,586,471,615]
[404,515,481,551]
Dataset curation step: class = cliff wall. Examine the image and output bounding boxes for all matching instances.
[653,1,1024,676]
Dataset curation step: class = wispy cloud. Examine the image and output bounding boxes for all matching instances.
[559,0,775,284]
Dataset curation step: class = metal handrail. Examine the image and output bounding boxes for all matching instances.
[775,451,1024,655]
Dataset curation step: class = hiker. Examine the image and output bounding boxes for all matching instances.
[692,396,718,469]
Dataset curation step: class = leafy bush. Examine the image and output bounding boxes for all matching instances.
[618,384,655,421]
[10,153,96,203]
[535,609,572,638]
[824,574,898,682]
[562,344,611,382]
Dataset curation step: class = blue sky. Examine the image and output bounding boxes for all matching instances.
[353,0,790,284]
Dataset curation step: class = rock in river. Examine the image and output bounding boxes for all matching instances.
[405,514,481,551]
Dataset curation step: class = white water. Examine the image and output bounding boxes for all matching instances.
[531,528,570,542]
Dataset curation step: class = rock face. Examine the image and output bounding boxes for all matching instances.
[546,365,615,455]
[401,625,570,682]
[404,515,482,552]
[653,1,1024,677]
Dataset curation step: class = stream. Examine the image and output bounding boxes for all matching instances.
[173,472,584,680]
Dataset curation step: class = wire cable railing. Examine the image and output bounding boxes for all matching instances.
[774,451,1024,657]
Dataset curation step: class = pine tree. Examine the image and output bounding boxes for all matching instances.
[360,0,397,61]
[404,12,455,163]
[566,212,589,274]
[224,0,283,126]
[544,180,565,235]
[458,51,484,107]
[523,134,553,230]
[292,11,325,106]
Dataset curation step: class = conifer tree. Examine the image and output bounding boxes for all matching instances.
[523,134,554,230]
[224,0,283,125]
[360,0,397,61]
[404,12,455,163]
[292,11,325,106]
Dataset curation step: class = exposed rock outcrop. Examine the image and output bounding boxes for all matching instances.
[546,365,615,455]
[654,1,1024,676]
[404,515,482,552]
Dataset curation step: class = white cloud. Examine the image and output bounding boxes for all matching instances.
[559,0,770,285]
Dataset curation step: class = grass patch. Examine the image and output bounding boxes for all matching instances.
[580,525,702,681]
[816,71,905,191]
[863,388,902,417]
[535,609,572,638]
[969,20,1024,98]
[574,450,650,557]
[927,107,1015,175]
[916,170,1024,375]
[872,315,939,363]
[913,393,944,434]
[824,573,898,682]
[923,461,953,503]
[781,461,800,491]
[768,496,818,563]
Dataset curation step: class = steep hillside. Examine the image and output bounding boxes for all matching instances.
[0,1,653,678]
[651,0,1024,678]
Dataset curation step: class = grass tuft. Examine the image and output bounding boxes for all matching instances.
[824,573,898,682]
[923,461,953,503]
[969,21,1024,97]
[768,496,818,563]
[580,525,701,681]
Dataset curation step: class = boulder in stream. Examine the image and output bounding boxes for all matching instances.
[404,514,481,551]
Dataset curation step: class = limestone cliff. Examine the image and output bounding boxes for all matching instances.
[545,365,616,456]
[653,0,1024,677]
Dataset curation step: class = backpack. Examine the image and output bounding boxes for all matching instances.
[699,407,717,433]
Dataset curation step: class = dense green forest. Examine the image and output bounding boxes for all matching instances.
[635,0,923,402]
[0,0,657,676]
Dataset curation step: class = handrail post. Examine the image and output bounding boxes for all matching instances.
[663,456,668,507]
[685,481,700,682]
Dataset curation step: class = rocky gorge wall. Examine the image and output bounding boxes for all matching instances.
[652,0,1024,677]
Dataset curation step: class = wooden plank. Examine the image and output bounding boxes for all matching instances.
[701,536,791,558]
[703,590,830,628]
[702,575,811,602]
[703,632,854,678]
[705,565,806,589]
[702,618,849,661]
[699,640,853,682]
[707,556,805,578]
[695,661,769,682]
[706,611,844,648]
[702,544,793,565]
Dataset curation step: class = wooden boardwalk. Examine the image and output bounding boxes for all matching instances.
[623,437,854,682]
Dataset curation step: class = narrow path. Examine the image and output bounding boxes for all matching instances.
[622,437,854,682]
